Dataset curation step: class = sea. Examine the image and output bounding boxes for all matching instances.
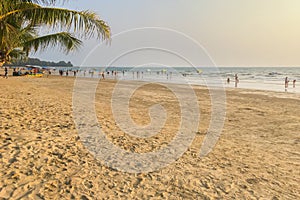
[52,67,300,93]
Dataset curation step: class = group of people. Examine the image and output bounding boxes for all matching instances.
[285,77,296,91]
[227,74,297,91]
[2,67,298,92]
[57,69,119,80]
[226,74,239,88]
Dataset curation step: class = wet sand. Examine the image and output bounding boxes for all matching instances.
[0,75,299,199]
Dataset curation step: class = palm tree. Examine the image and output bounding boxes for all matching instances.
[0,0,110,66]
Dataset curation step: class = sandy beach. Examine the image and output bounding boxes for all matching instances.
[0,75,299,199]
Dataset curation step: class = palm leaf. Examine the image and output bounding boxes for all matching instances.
[1,3,111,41]
[0,0,111,66]
[23,32,82,53]
[6,48,27,63]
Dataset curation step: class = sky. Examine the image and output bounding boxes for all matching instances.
[34,0,300,67]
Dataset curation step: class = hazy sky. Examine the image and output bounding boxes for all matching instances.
[35,0,300,67]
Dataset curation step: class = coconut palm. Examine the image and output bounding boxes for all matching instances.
[0,0,110,66]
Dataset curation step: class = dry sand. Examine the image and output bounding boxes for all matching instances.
[0,75,299,199]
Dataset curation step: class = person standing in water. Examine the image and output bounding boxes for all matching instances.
[234,74,239,88]
[285,77,289,91]
[227,77,230,84]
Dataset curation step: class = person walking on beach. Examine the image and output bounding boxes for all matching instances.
[234,74,239,88]
[293,79,296,88]
[285,77,289,91]
[4,67,8,79]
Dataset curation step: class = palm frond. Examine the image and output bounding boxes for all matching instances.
[10,0,65,6]
[27,7,111,40]
[1,3,110,41]
[8,48,27,61]
[23,32,82,54]
[0,0,111,65]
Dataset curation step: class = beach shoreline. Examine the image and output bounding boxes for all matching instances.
[0,76,299,199]
[2,67,300,94]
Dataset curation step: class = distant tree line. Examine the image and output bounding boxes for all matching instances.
[5,57,73,67]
